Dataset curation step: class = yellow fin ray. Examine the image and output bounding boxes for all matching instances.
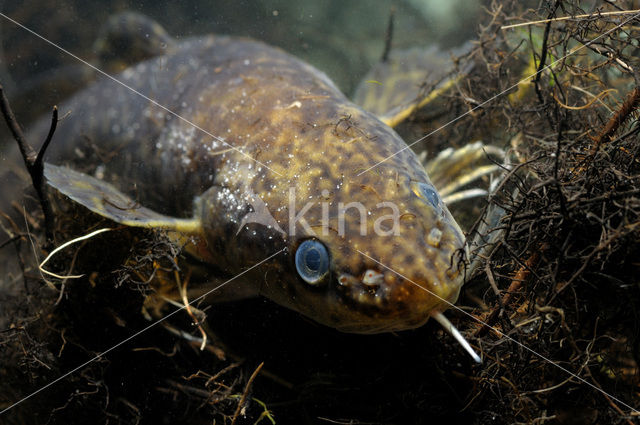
[44,163,202,234]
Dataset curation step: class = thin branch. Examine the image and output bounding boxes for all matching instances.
[230,362,264,425]
[501,9,640,30]
[0,83,57,242]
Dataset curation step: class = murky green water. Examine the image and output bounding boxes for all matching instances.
[0,0,479,123]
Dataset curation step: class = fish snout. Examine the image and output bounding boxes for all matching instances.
[335,261,463,331]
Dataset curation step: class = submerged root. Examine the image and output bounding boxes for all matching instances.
[38,227,113,279]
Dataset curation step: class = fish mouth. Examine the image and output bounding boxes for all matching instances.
[331,270,432,333]
[335,267,462,333]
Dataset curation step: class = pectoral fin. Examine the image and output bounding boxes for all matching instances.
[44,163,201,235]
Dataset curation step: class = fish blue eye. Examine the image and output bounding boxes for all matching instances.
[295,239,330,285]
[417,182,440,208]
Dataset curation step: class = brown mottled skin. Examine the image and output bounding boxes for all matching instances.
[26,34,466,333]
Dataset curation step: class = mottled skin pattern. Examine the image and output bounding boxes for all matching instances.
[29,35,466,333]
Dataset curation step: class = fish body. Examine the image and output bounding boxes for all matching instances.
[27,33,466,333]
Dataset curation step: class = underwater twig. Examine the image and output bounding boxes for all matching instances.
[231,362,264,425]
[591,85,640,154]
[533,1,560,105]
[23,205,56,291]
[551,87,616,111]
[0,234,21,250]
[474,244,545,338]
[39,227,113,279]
[501,9,640,30]
[159,322,225,360]
[174,267,209,351]
[572,85,640,174]
[0,83,57,242]
[381,6,395,63]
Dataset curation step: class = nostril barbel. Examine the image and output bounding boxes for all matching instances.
[426,227,442,247]
[362,269,384,285]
